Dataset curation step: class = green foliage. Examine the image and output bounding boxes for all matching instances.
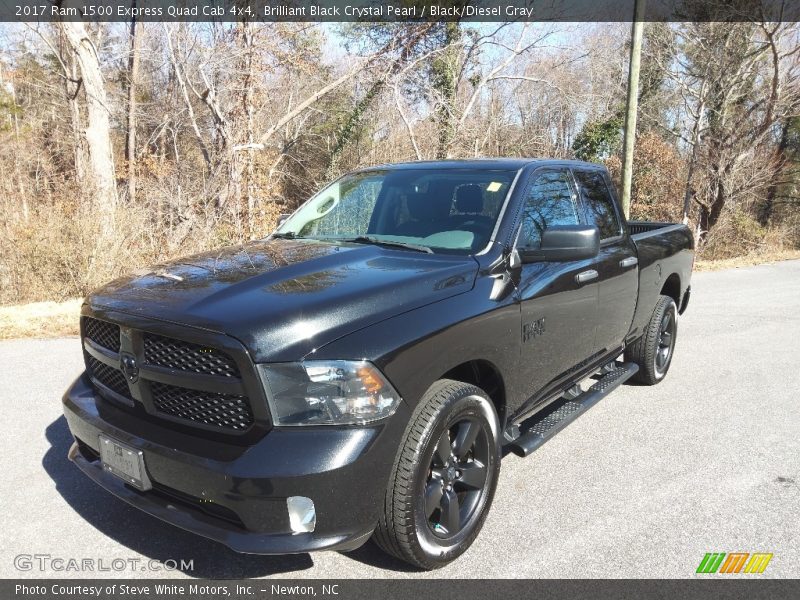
[572,115,624,162]
[0,89,21,131]
[783,116,800,161]
[326,80,385,178]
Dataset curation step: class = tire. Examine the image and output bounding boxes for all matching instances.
[625,294,678,385]
[373,379,501,569]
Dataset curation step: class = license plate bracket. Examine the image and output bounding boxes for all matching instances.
[98,435,152,491]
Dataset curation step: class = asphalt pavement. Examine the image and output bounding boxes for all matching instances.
[1,260,798,579]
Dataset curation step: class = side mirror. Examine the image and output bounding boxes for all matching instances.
[519,225,600,263]
[276,213,292,228]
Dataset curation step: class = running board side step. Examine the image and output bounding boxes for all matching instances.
[507,362,638,457]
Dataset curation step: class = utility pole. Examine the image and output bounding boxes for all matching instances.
[125,3,142,205]
[620,0,646,219]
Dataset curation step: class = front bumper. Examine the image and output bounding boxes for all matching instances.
[63,373,407,554]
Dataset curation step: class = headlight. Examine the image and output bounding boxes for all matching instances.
[257,361,401,426]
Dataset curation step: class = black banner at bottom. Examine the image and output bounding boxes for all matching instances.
[5,579,800,600]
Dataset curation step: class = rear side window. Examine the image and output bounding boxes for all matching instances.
[574,170,621,240]
[519,170,580,249]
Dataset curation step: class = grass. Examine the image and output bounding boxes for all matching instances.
[0,298,82,340]
[1,249,799,340]
[694,248,800,271]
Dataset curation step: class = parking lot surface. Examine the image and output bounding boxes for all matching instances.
[1,260,798,578]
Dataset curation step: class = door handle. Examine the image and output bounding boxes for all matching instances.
[575,269,599,284]
[620,256,638,268]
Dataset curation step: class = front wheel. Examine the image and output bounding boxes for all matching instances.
[625,294,678,385]
[373,379,501,569]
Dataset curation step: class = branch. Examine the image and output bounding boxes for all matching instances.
[163,24,211,167]
[394,83,422,160]
[257,64,365,148]
[488,75,567,97]
[456,24,552,132]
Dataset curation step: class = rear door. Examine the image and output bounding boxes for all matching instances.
[572,168,638,355]
[515,168,599,399]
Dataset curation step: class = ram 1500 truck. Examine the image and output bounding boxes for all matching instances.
[63,159,693,569]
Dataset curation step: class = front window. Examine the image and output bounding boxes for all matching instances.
[519,170,581,249]
[276,168,517,253]
[574,170,622,240]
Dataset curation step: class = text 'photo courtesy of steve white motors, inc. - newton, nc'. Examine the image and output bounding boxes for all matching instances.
[14,583,340,597]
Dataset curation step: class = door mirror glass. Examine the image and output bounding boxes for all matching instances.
[519,225,600,263]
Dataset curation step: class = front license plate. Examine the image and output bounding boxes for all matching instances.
[98,435,152,491]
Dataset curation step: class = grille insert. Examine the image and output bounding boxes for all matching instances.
[87,355,131,400]
[82,317,259,434]
[150,382,253,431]
[84,318,121,353]
[144,333,240,377]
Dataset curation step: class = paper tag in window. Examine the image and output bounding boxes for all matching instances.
[487,182,502,192]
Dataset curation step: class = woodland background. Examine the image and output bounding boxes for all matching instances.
[1,14,799,305]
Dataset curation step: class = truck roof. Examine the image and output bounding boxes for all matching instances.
[355,158,606,172]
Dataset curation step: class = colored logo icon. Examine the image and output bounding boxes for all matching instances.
[697,552,773,574]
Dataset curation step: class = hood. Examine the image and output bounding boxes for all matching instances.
[88,239,478,362]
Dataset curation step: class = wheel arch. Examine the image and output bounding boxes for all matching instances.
[441,360,507,428]
[660,273,682,306]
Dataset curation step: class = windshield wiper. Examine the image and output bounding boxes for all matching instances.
[271,232,302,240]
[344,236,433,254]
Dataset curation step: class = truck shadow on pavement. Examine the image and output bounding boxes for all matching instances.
[42,416,314,578]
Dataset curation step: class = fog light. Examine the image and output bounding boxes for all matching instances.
[287,496,316,533]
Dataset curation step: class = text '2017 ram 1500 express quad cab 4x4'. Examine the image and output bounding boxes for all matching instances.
[63,159,693,569]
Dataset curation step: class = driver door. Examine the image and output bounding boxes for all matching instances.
[515,169,600,401]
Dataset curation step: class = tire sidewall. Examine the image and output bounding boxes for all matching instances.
[409,389,500,565]
[653,298,678,381]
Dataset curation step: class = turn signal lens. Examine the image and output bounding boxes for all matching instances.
[357,365,383,394]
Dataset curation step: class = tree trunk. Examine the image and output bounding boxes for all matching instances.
[682,97,705,225]
[698,174,726,237]
[243,21,256,236]
[759,119,790,226]
[225,20,256,237]
[56,30,87,183]
[59,21,117,236]
[125,11,142,204]
[434,22,460,160]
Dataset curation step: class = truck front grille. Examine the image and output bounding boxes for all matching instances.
[84,317,121,353]
[86,355,132,400]
[80,316,261,434]
[151,382,253,431]
[144,333,240,377]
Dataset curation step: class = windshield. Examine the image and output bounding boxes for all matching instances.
[275,168,517,254]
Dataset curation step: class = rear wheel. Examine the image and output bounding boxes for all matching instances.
[374,379,500,569]
[626,295,678,385]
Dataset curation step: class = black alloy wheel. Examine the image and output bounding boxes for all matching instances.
[425,417,490,538]
[655,303,676,376]
[374,379,500,569]
[625,294,679,385]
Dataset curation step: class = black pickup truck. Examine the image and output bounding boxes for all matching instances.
[63,159,693,569]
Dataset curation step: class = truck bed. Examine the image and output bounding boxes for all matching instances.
[627,221,694,344]
[628,220,689,238]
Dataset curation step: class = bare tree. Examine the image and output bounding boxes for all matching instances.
[674,21,800,238]
[58,21,117,235]
[2,19,800,306]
